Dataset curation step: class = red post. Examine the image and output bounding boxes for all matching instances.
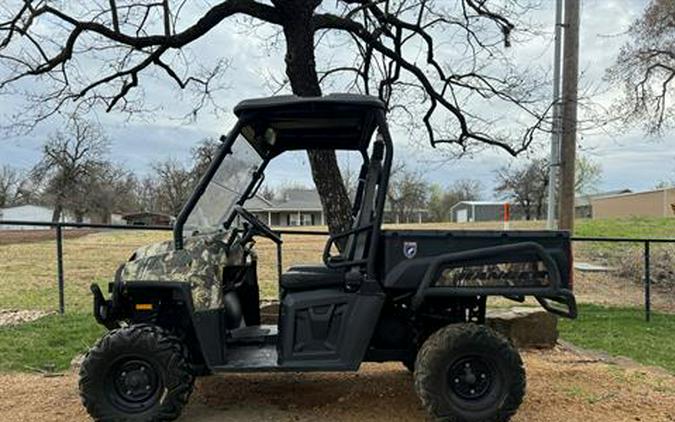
[504,203,511,230]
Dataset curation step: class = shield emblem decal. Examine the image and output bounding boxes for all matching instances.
[403,242,418,259]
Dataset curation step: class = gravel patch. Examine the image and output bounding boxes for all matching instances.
[0,309,52,327]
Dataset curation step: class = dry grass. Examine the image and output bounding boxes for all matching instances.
[617,244,675,286]
[0,220,545,311]
[1,218,674,312]
[0,228,329,311]
[0,230,172,311]
[0,229,98,246]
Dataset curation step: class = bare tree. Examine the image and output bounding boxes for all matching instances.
[258,184,275,202]
[496,155,603,220]
[338,161,360,200]
[387,163,428,223]
[427,179,481,222]
[575,155,603,195]
[13,178,38,205]
[607,0,675,134]
[135,176,161,212]
[32,118,110,222]
[190,137,220,180]
[0,164,22,208]
[151,159,193,216]
[495,159,548,220]
[655,167,675,188]
[0,1,550,238]
[72,164,140,223]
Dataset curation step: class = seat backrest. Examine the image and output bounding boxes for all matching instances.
[342,138,385,264]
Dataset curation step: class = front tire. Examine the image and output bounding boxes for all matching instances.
[414,324,525,422]
[79,324,194,421]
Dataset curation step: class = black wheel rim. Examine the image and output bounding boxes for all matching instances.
[106,358,162,412]
[447,356,494,401]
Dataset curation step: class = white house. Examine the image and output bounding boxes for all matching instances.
[248,189,325,227]
[0,205,85,230]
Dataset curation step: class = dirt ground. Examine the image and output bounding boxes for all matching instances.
[0,345,673,422]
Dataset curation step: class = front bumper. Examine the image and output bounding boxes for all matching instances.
[91,283,120,329]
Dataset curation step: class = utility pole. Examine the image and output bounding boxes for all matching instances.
[546,0,564,229]
[557,0,580,232]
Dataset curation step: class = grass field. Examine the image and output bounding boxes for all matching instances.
[559,304,675,373]
[2,303,674,374]
[2,216,672,311]
[1,217,674,373]
[0,313,103,372]
[573,217,675,265]
[575,217,675,239]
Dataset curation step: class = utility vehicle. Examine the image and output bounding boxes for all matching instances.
[81,94,576,422]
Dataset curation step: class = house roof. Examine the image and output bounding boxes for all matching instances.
[122,212,174,219]
[245,195,276,211]
[274,189,323,211]
[449,201,506,212]
[247,189,323,212]
[587,186,674,202]
[0,204,53,213]
[575,189,633,207]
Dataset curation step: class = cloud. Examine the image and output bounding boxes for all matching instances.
[0,0,672,197]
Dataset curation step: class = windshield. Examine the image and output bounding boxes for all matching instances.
[183,134,263,236]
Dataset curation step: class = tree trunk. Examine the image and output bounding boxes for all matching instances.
[52,202,63,223]
[523,201,532,221]
[274,0,353,240]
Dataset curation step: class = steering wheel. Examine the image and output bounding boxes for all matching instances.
[233,205,282,245]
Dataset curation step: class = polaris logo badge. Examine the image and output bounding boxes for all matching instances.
[403,242,418,259]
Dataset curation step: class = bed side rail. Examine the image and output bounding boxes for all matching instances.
[410,242,577,319]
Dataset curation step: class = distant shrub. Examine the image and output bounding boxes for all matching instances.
[618,245,675,287]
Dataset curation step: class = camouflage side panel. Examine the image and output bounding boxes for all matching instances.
[436,261,551,288]
[128,240,175,261]
[120,233,245,311]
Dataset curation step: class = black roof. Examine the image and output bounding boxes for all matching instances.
[233,94,385,153]
[234,94,385,116]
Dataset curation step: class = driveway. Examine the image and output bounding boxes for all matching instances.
[1,346,674,422]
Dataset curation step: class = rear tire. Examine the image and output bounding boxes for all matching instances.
[79,324,194,422]
[414,323,525,422]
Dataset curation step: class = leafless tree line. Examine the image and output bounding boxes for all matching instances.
[0,117,615,226]
[494,156,603,221]
[0,119,223,222]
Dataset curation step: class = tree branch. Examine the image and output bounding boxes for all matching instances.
[314,11,538,156]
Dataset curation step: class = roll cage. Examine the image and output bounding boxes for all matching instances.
[173,94,393,278]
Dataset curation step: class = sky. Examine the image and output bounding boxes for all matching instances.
[0,0,673,199]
